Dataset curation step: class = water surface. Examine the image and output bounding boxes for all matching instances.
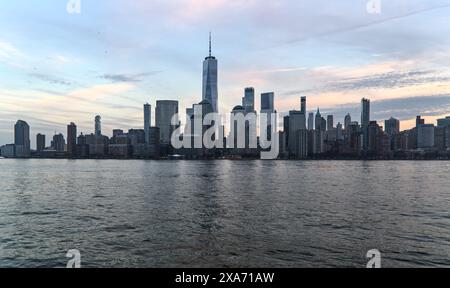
[0,159,449,267]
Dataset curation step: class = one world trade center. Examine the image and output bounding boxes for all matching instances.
[202,33,218,113]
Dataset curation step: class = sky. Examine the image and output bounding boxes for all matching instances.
[1,0,450,147]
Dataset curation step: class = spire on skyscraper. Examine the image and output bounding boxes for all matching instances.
[209,32,212,57]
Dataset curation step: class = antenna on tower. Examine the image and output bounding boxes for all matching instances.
[209,32,212,57]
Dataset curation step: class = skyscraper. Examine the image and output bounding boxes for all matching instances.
[243,87,255,113]
[36,133,46,152]
[261,92,275,140]
[52,133,65,152]
[308,112,314,130]
[344,113,352,130]
[288,110,307,157]
[67,122,77,157]
[156,100,179,145]
[416,115,425,127]
[315,108,326,132]
[385,117,400,135]
[336,122,343,140]
[361,98,371,151]
[261,92,275,112]
[437,116,450,127]
[144,103,152,144]
[14,120,30,158]
[417,124,435,148]
[202,33,218,113]
[327,115,334,131]
[300,96,306,114]
[95,115,102,136]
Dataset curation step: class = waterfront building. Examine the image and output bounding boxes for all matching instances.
[14,120,30,158]
[295,129,309,159]
[36,133,46,152]
[346,122,361,155]
[0,144,15,158]
[361,98,370,151]
[185,100,215,158]
[156,100,179,145]
[108,134,130,159]
[417,124,435,148]
[76,133,89,158]
[147,127,160,158]
[52,133,65,152]
[288,110,307,157]
[86,133,108,157]
[67,122,77,157]
[446,127,450,149]
[284,115,290,148]
[435,126,446,150]
[144,103,152,144]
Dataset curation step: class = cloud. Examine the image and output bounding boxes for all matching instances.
[0,40,29,69]
[28,73,73,86]
[99,72,162,83]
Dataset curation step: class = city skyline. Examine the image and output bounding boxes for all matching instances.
[2,1,450,146]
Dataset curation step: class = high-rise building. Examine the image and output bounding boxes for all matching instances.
[336,122,343,140]
[361,98,370,151]
[327,115,334,131]
[417,124,435,148]
[113,129,124,138]
[368,121,381,152]
[435,126,446,150]
[385,117,400,135]
[314,109,326,154]
[230,105,254,154]
[36,133,46,152]
[202,33,218,113]
[52,133,65,152]
[437,116,450,127]
[261,92,275,112]
[186,100,215,158]
[156,100,179,145]
[144,103,152,144]
[243,87,255,113]
[67,122,77,157]
[288,110,307,157]
[95,115,102,136]
[260,92,275,140]
[315,108,326,132]
[416,116,425,127]
[14,120,30,158]
[344,113,352,131]
[308,112,314,130]
[300,96,306,114]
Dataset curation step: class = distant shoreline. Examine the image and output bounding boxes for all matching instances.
[1,157,449,161]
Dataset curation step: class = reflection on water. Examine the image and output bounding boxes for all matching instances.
[0,159,449,267]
